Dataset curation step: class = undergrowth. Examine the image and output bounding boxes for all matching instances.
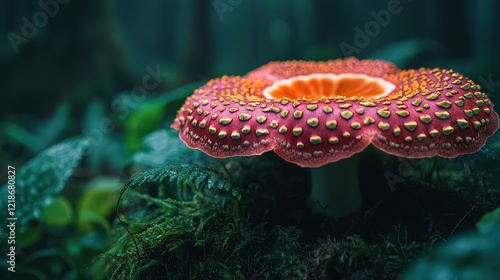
[91,149,500,279]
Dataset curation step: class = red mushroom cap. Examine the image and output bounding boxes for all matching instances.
[172,58,499,167]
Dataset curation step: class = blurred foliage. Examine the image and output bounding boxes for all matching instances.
[477,206,500,234]
[124,81,204,154]
[131,129,215,168]
[0,137,90,233]
[0,139,122,279]
[1,0,500,279]
[402,206,500,280]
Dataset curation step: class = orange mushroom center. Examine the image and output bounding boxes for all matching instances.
[262,73,396,100]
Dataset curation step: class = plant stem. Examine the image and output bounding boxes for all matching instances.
[308,155,362,217]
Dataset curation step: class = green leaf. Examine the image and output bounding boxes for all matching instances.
[4,123,43,151]
[79,211,111,240]
[132,129,214,167]
[125,81,205,153]
[402,229,500,280]
[477,207,500,234]
[40,196,74,227]
[18,227,42,249]
[3,101,70,152]
[77,176,123,222]
[0,137,90,234]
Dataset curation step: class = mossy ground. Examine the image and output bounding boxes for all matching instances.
[91,149,500,279]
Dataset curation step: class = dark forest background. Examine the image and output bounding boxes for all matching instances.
[1,0,499,168]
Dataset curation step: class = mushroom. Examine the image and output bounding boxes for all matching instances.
[171,58,499,216]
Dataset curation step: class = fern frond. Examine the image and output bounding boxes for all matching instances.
[124,164,238,198]
[115,163,240,256]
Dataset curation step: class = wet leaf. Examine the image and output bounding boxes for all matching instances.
[0,137,90,234]
[132,129,214,167]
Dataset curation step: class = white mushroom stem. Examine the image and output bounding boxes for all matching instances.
[308,155,362,217]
